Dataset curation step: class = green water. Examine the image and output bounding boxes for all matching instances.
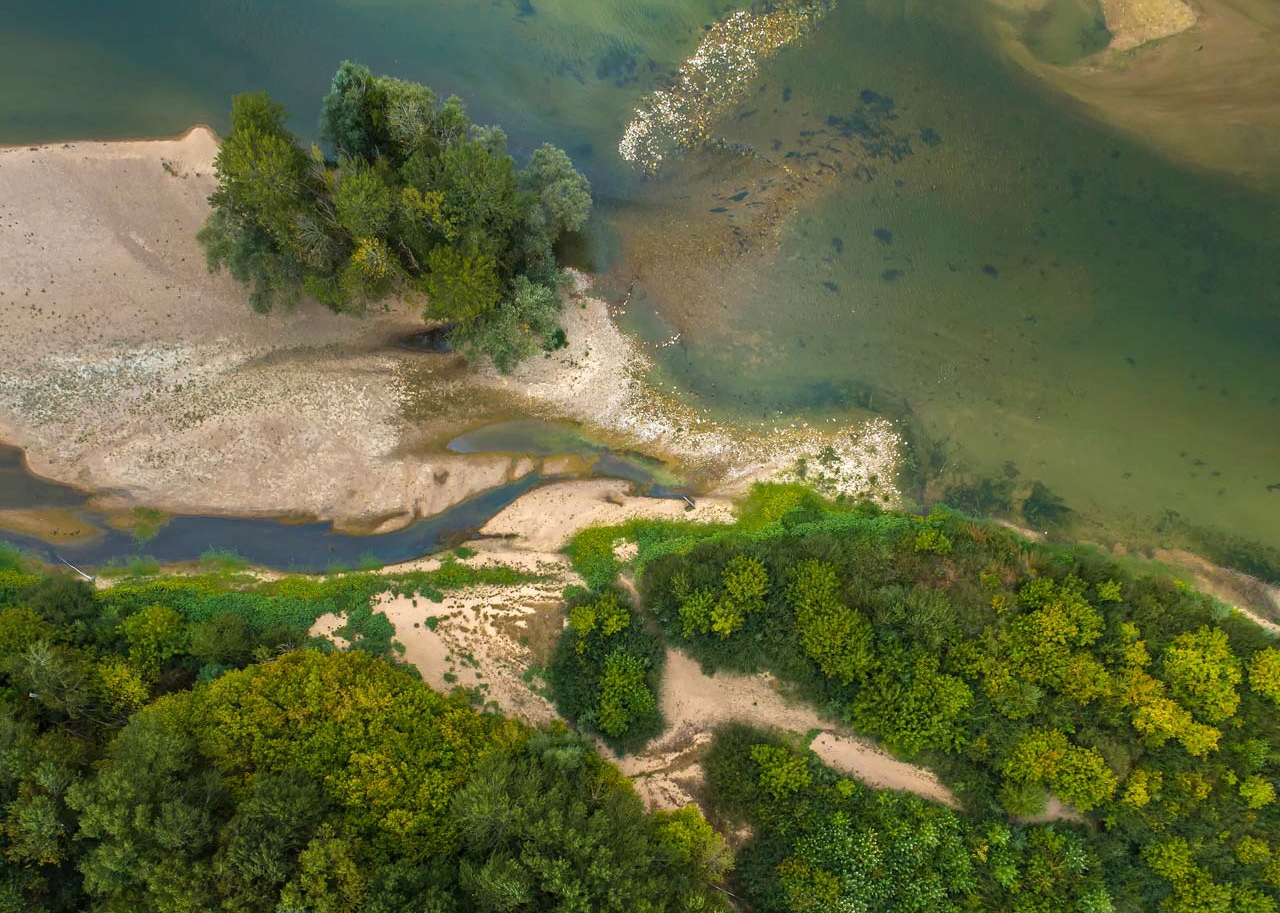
[2,0,1277,550]
[618,1,1280,549]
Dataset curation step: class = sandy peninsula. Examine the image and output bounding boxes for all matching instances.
[0,128,902,531]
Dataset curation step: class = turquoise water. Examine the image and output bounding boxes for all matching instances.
[1,0,1277,553]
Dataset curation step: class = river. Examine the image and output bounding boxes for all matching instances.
[1,0,1276,562]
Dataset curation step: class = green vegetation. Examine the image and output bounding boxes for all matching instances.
[706,724,1113,913]
[570,485,1280,913]
[199,61,591,371]
[546,590,664,752]
[94,559,536,644]
[0,556,728,912]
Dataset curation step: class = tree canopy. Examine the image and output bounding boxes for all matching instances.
[199,61,591,371]
[0,552,725,913]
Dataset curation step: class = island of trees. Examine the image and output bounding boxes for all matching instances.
[199,62,592,371]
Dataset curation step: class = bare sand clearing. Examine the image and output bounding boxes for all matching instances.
[619,649,957,810]
[477,478,734,552]
[1098,0,1198,50]
[0,128,534,529]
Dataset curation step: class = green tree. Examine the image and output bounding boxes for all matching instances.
[787,559,872,684]
[455,275,563,373]
[333,162,394,239]
[121,604,188,679]
[750,744,812,800]
[1248,648,1280,705]
[712,555,768,638]
[596,650,657,739]
[850,651,972,755]
[1002,729,1116,812]
[423,245,501,329]
[1161,626,1241,723]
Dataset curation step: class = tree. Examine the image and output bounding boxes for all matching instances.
[18,576,96,627]
[787,559,872,684]
[1248,648,1280,705]
[595,650,657,739]
[120,604,188,679]
[202,65,589,370]
[548,592,663,751]
[455,275,563,373]
[712,556,768,638]
[451,730,729,912]
[1161,626,1241,723]
[516,144,592,276]
[333,162,394,239]
[1001,729,1116,812]
[423,245,501,329]
[750,744,811,799]
[320,61,381,161]
[850,651,972,755]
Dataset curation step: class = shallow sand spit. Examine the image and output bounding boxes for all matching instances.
[0,130,902,531]
[1098,0,1198,50]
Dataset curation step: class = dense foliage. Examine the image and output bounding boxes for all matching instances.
[546,589,665,752]
[572,484,1280,913]
[198,61,591,370]
[706,724,1113,913]
[0,552,727,912]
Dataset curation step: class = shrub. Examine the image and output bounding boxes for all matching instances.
[547,591,664,752]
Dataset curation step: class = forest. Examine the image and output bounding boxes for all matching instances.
[4,484,1279,912]
[198,61,591,371]
[553,486,1280,913]
[0,551,728,912]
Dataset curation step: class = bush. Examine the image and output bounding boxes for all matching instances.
[547,590,664,752]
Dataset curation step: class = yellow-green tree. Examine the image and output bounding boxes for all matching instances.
[788,559,872,684]
[1161,626,1241,723]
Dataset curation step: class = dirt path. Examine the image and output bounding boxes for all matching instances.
[620,648,957,809]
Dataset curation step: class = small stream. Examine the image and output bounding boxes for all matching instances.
[0,424,691,573]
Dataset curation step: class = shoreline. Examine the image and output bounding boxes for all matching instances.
[0,128,903,535]
[0,122,221,152]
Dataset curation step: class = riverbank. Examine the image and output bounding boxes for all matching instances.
[0,128,902,534]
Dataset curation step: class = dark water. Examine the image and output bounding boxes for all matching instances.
[0,444,88,509]
[2,0,1277,550]
[0,468,545,573]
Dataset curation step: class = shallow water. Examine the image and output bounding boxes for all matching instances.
[447,419,688,495]
[0,472,545,573]
[0,444,88,510]
[2,0,1277,551]
[614,0,1280,547]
